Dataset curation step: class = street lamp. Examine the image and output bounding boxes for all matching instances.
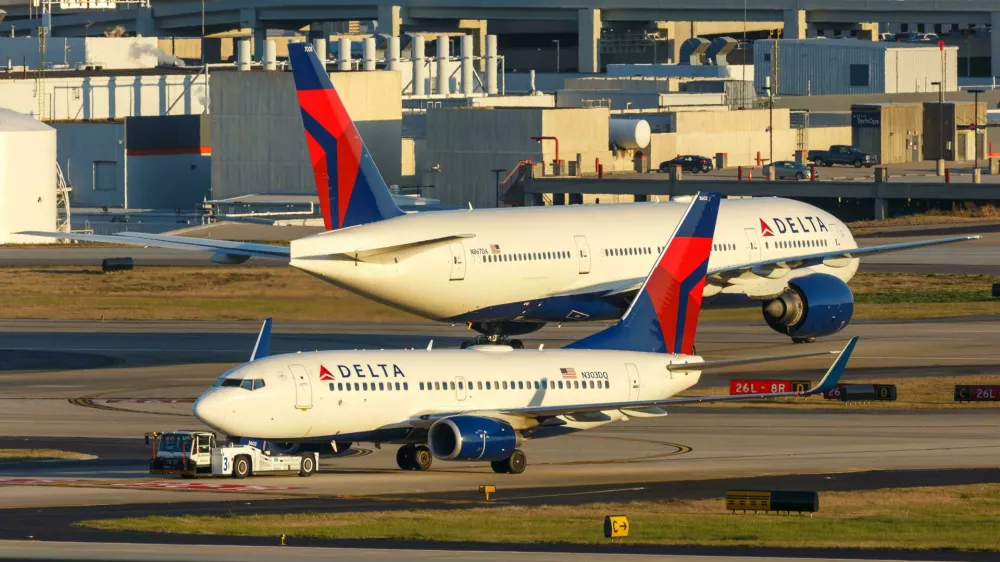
[970,88,984,172]
[491,168,505,207]
[552,39,560,73]
[764,75,774,169]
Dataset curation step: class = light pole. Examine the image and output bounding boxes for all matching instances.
[491,168,505,207]
[764,75,774,169]
[552,39,560,73]
[970,88,984,172]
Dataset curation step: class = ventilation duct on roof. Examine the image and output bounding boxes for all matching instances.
[706,37,737,66]
[678,37,710,65]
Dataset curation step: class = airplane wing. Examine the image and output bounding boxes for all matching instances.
[19,231,290,261]
[708,235,980,277]
[406,337,856,426]
[668,350,836,372]
[595,235,980,298]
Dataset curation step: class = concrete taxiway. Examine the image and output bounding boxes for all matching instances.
[1,318,999,511]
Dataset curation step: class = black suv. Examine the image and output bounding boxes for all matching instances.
[659,155,714,174]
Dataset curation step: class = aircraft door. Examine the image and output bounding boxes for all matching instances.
[288,364,313,409]
[625,363,641,401]
[573,235,591,274]
[455,377,468,401]
[743,228,761,262]
[448,241,466,280]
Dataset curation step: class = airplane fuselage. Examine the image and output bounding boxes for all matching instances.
[288,198,859,324]
[194,347,705,442]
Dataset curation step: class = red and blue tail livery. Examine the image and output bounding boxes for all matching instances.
[567,192,721,354]
[288,42,403,231]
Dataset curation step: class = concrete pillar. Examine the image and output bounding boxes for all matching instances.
[377,4,402,37]
[263,39,277,70]
[135,7,157,37]
[874,198,888,220]
[577,8,601,73]
[338,37,351,71]
[436,35,449,95]
[992,12,1000,77]
[485,34,498,95]
[459,19,487,71]
[252,27,266,62]
[388,36,401,72]
[460,34,474,96]
[312,38,327,65]
[413,35,426,95]
[363,37,376,71]
[237,38,251,71]
[783,9,806,40]
[974,168,983,184]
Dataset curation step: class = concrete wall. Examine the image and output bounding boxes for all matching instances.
[649,108,796,167]
[51,122,126,208]
[804,126,852,151]
[0,37,164,70]
[210,70,402,200]
[421,107,611,207]
[127,154,211,209]
[0,74,208,120]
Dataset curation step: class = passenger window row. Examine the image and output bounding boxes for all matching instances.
[418,379,610,391]
[773,239,828,250]
[483,250,571,263]
[329,382,409,392]
[603,246,664,257]
[712,243,736,252]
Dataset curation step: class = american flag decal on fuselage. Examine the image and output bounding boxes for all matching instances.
[560,368,577,379]
[490,244,501,254]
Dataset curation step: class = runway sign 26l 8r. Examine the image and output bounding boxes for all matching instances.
[730,380,811,395]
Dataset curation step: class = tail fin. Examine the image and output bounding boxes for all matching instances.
[567,192,721,354]
[287,42,404,231]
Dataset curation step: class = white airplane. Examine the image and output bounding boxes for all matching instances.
[192,192,859,474]
[23,42,977,346]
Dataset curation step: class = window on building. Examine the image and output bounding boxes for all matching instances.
[93,161,118,192]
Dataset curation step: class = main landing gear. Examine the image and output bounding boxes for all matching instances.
[791,337,816,344]
[396,444,433,471]
[460,322,543,349]
[490,449,527,474]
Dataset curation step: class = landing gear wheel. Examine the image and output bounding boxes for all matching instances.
[396,445,415,470]
[504,450,527,474]
[298,454,316,477]
[232,455,250,479]
[413,445,433,471]
[791,337,816,344]
[509,339,524,349]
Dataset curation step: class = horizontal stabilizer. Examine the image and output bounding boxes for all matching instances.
[668,350,836,372]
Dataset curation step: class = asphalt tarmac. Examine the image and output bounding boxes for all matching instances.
[1,319,999,561]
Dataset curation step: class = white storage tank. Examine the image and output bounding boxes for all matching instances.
[609,118,651,150]
[0,109,57,244]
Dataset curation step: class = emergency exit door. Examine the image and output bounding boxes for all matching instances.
[743,228,761,262]
[574,235,591,274]
[625,363,641,401]
[448,241,466,280]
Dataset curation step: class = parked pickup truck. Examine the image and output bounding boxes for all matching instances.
[807,145,877,168]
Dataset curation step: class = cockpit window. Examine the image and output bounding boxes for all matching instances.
[240,379,253,390]
[252,379,266,390]
[216,376,265,390]
[220,379,242,388]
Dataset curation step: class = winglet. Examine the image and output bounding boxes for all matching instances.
[806,336,858,395]
[250,318,273,361]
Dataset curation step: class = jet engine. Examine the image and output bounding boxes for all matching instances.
[762,273,854,342]
[428,415,520,461]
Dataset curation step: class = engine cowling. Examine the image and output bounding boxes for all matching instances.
[428,415,519,461]
[762,273,854,339]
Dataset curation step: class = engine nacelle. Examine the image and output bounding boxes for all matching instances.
[762,273,854,339]
[428,415,519,461]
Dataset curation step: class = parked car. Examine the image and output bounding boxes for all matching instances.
[807,145,877,168]
[658,155,714,173]
[771,161,817,181]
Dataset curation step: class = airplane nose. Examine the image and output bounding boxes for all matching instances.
[193,390,228,430]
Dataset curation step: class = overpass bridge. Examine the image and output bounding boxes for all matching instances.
[2,0,1000,73]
